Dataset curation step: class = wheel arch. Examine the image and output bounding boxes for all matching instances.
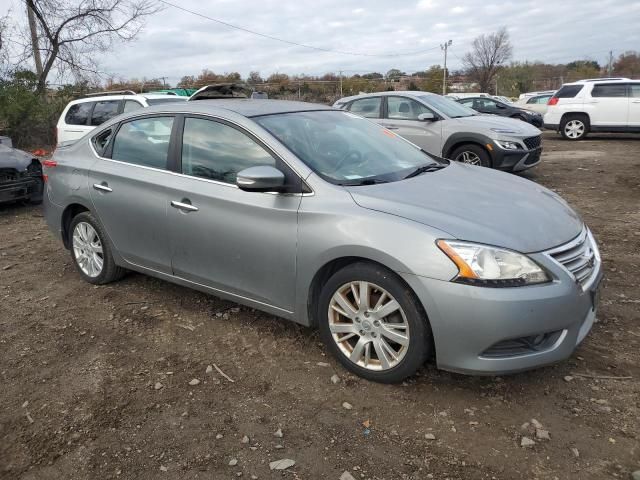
[61,202,91,249]
[560,111,591,126]
[442,133,493,161]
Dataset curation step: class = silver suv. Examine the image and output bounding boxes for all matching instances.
[43,100,601,383]
[334,91,542,171]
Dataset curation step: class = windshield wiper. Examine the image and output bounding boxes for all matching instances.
[404,163,447,179]
[339,178,390,186]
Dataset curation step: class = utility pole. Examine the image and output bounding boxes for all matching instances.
[159,76,168,87]
[495,74,499,95]
[339,70,343,97]
[608,51,613,76]
[26,3,43,77]
[440,40,452,96]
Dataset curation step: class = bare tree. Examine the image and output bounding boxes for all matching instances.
[24,0,160,92]
[462,27,512,93]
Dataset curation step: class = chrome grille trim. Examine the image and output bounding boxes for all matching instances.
[545,228,600,289]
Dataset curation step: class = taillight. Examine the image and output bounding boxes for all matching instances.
[42,160,57,168]
[547,97,559,106]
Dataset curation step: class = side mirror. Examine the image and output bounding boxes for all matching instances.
[418,112,436,122]
[496,103,506,109]
[236,165,286,192]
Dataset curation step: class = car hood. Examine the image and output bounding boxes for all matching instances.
[0,144,36,171]
[450,115,541,136]
[347,163,582,253]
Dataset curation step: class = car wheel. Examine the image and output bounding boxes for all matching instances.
[69,211,126,285]
[318,262,432,383]
[560,114,589,140]
[450,144,491,168]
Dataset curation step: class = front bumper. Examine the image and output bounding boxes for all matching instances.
[0,177,42,204]
[400,255,602,375]
[544,123,560,131]
[491,146,542,172]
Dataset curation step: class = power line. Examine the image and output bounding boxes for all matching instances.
[156,0,442,58]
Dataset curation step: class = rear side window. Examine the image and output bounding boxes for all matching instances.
[92,129,113,156]
[181,117,276,184]
[591,84,628,98]
[528,95,551,104]
[65,102,94,125]
[554,85,584,98]
[631,84,640,98]
[123,100,144,113]
[348,97,382,118]
[387,97,433,120]
[90,100,120,126]
[111,116,174,169]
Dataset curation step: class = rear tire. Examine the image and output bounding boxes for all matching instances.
[318,262,432,383]
[69,211,126,285]
[560,114,589,140]
[450,144,491,168]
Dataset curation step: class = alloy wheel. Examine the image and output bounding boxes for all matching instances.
[455,151,482,165]
[72,221,104,278]
[564,120,585,139]
[328,281,409,371]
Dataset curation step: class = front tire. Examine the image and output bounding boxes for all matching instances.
[450,144,491,168]
[69,212,126,285]
[560,114,589,140]
[318,262,432,383]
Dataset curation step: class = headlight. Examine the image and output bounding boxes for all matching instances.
[494,140,522,150]
[437,240,550,287]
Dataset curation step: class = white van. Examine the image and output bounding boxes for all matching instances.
[56,91,187,145]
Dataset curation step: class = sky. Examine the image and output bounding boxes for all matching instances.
[2,0,640,84]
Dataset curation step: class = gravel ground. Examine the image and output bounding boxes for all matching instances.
[1,132,639,480]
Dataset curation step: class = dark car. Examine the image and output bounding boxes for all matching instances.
[456,97,544,128]
[0,137,44,205]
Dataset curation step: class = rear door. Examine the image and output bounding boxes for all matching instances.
[382,96,443,155]
[88,115,175,272]
[628,84,640,128]
[588,83,629,127]
[167,115,300,311]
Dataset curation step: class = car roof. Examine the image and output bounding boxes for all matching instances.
[564,78,639,86]
[141,99,335,118]
[336,91,434,103]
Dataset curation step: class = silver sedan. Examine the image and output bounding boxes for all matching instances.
[43,99,602,383]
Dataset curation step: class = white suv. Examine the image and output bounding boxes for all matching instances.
[56,91,187,145]
[544,78,640,140]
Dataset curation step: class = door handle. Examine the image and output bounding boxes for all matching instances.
[632,100,640,103]
[171,200,199,212]
[386,126,399,130]
[93,183,112,193]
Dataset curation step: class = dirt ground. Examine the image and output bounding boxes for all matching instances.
[1,132,639,480]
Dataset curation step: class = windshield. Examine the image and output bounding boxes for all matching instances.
[255,111,442,184]
[419,95,477,118]
[144,97,188,105]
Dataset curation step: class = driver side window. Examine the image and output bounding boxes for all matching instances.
[181,117,276,184]
[387,97,433,120]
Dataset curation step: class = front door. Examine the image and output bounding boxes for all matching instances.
[88,115,175,273]
[628,84,640,128]
[167,116,300,312]
[382,96,443,155]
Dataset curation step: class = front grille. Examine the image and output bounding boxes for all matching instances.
[546,229,598,287]
[481,330,563,358]
[524,149,541,165]
[523,135,542,150]
[0,168,18,183]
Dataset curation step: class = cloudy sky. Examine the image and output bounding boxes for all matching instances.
[2,0,639,84]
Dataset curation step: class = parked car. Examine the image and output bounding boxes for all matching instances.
[544,78,640,140]
[0,136,43,205]
[444,93,491,100]
[456,96,544,128]
[518,90,556,100]
[56,91,187,145]
[492,95,513,104]
[515,93,555,115]
[43,99,602,383]
[333,91,542,171]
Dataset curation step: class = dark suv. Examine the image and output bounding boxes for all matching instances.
[0,137,43,205]
[457,97,544,127]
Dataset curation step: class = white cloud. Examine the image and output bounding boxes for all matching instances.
[417,0,438,9]
[450,6,467,13]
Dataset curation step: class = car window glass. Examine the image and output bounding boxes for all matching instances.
[111,116,174,169]
[591,84,628,98]
[92,128,113,156]
[555,85,584,98]
[387,97,433,120]
[90,100,121,126]
[123,100,144,113]
[348,97,382,118]
[65,102,94,125]
[631,84,640,98]
[181,117,276,184]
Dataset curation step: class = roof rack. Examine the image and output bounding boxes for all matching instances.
[85,90,136,97]
[578,78,630,82]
